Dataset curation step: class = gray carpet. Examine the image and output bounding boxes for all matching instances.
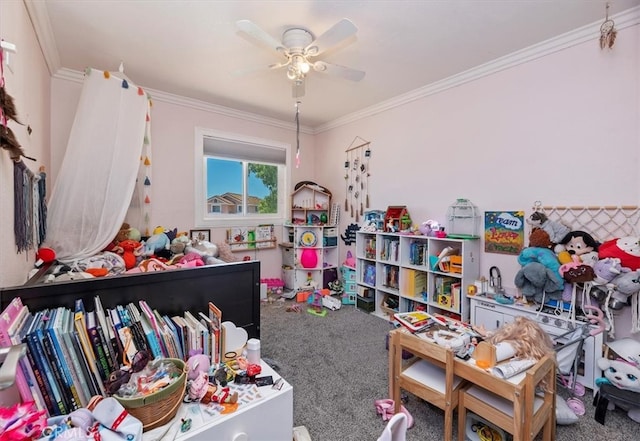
[260,300,639,441]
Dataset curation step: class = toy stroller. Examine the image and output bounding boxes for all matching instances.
[552,324,592,415]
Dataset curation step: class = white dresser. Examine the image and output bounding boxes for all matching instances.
[175,361,293,441]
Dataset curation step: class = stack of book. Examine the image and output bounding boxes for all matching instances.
[0,296,224,417]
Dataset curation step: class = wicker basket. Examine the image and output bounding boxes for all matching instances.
[113,358,187,432]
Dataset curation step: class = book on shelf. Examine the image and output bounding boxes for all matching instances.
[59,308,93,407]
[184,311,208,358]
[162,315,184,360]
[110,307,138,364]
[409,240,427,266]
[170,315,189,360]
[74,300,106,397]
[0,297,35,405]
[23,310,57,416]
[86,310,111,382]
[198,312,217,362]
[45,307,81,411]
[70,321,104,397]
[208,302,223,365]
[9,305,46,412]
[29,309,68,415]
[154,309,179,359]
[139,312,164,359]
[402,269,427,297]
[94,296,119,370]
[125,303,150,356]
[393,311,434,332]
[138,300,168,357]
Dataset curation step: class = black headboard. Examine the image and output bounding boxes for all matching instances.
[0,260,260,339]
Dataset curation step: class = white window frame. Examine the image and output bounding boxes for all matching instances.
[194,127,290,228]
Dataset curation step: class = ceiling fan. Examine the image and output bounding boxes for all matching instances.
[235,18,365,98]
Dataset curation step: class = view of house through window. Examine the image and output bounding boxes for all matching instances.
[195,128,289,226]
[206,158,277,215]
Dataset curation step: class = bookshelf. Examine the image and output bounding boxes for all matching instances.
[355,231,479,322]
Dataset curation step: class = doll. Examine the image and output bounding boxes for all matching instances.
[485,316,556,390]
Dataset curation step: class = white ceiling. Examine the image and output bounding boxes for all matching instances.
[28,0,639,129]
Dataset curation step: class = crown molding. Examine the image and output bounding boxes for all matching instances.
[53,68,314,135]
[35,4,639,135]
[315,6,640,133]
[24,0,60,75]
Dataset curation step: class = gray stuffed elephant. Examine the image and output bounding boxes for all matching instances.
[514,262,564,303]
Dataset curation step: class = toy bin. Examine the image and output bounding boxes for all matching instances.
[356,295,375,312]
[282,268,295,290]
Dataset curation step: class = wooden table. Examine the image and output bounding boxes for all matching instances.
[388,327,555,441]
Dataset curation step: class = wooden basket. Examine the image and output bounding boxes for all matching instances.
[113,358,187,432]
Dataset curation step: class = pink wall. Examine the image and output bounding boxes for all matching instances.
[47,79,315,279]
[315,25,640,338]
[1,3,639,341]
[0,1,51,287]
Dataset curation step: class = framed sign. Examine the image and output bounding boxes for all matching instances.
[190,229,210,242]
[484,211,524,255]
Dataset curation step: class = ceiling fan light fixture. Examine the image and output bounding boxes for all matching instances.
[299,60,310,74]
[286,66,298,80]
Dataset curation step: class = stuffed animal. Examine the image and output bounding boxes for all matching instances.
[528,227,553,249]
[527,212,570,244]
[112,239,143,270]
[141,232,170,257]
[186,352,211,381]
[599,236,640,271]
[556,231,600,266]
[593,257,628,286]
[596,338,640,423]
[514,262,564,303]
[607,270,640,310]
[103,222,131,252]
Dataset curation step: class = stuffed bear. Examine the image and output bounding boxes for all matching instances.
[599,236,640,271]
[596,338,640,423]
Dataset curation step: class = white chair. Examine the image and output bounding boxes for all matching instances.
[377,412,407,441]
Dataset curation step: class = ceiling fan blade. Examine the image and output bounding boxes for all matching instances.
[232,61,289,77]
[306,18,358,56]
[313,61,365,82]
[292,79,306,99]
[236,20,285,56]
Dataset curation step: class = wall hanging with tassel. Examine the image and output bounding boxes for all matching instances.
[344,136,372,221]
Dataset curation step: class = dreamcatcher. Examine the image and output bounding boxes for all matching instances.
[599,2,617,50]
[344,136,372,222]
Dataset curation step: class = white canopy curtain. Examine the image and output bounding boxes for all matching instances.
[44,68,149,262]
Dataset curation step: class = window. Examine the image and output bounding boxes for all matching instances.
[195,128,290,227]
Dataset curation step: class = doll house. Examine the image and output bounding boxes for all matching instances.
[384,206,410,232]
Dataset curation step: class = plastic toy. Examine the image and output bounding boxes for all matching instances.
[322,295,342,311]
[306,290,327,316]
[300,248,318,269]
